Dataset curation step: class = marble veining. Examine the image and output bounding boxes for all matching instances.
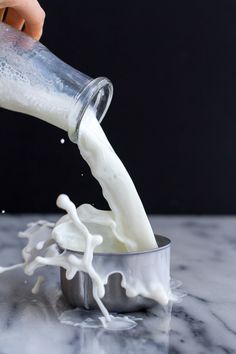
[0,215,235,354]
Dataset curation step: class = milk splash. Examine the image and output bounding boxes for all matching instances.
[0,108,172,330]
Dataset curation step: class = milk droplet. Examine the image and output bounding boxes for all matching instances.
[81,173,84,176]
[1,210,5,214]
[60,138,65,144]
[32,275,44,294]
[56,194,71,209]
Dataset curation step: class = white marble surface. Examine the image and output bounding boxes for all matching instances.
[0,215,235,354]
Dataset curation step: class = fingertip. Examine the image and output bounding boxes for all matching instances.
[24,22,43,41]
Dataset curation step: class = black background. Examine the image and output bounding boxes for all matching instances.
[0,0,236,214]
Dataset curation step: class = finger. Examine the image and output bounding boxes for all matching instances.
[0,8,6,21]
[12,0,45,40]
[4,7,24,30]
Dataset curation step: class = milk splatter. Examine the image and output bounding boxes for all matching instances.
[0,109,171,329]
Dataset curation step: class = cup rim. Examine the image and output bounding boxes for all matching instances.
[62,234,171,257]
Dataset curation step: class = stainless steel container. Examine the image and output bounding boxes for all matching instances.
[60,235,171,313]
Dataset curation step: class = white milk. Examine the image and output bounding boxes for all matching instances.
[0,57,75,131]
[0,108,171,330]
[32,275,45,294]
[78,107,157,251]
[53,107,157,253]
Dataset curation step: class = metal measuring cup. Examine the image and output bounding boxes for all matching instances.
[61,235,171,313]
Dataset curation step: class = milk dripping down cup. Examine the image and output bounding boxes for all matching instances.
[0,22,113,142]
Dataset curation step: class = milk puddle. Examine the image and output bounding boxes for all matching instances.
[0,108,176,330]
[59,308,140,330]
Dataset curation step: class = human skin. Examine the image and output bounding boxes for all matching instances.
[0,0,45,40]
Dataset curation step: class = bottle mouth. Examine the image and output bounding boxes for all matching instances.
[68,77,113,143]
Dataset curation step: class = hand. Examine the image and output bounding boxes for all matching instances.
[0,0,45,40]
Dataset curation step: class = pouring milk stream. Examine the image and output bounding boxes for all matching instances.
[0,23,172,329]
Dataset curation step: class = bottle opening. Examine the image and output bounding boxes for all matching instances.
[68,77,113,143]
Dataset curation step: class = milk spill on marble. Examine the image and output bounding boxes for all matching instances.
[0,108,172,330]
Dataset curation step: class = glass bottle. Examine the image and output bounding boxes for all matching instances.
[0,22,113,142]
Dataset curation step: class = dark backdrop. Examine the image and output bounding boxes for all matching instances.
[0,0,236,214]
